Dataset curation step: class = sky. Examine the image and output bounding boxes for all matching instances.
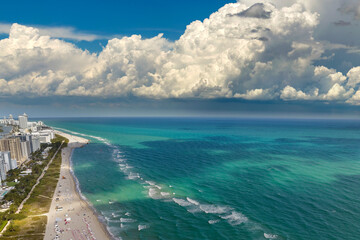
[1,0,360,118]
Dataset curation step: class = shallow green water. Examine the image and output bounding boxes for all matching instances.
[45,118,360,240]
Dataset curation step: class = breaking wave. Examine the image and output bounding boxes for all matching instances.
[54,127,279,239]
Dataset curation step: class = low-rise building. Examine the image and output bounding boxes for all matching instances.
[20,169,32,176]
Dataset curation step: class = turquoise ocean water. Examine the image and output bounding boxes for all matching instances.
[44,118,360,240]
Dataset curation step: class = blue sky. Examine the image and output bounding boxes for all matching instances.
[1,0,360,117]
[0,0,234,51]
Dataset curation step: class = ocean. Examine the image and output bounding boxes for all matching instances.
[44,117,360,240]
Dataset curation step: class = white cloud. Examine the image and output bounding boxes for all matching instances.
[0,22,106,41]
[321,83,354,100]
[280,86,314,100]
[346,66,360,88]
[0,2,360,105]
[346,90,360,105]
[234,88,274,100]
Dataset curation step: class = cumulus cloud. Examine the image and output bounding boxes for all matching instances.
[0,1,360,105]
[346,67,360,88]
[322,83,354,100]
[346,90,360,105]
[0,23,106,41]
[240,0,360,48]
[234,88,273,100]
[281,86,314,101]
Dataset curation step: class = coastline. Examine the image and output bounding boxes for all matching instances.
[68,143,116,240]
[44,130,114,240]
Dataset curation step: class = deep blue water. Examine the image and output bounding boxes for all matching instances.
[44,118,360,240]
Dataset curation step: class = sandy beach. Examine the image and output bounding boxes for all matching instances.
[44,131,112,240]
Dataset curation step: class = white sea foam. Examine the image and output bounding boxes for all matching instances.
[186,197,200,205]
[199,204,231,214]
[146,181,156,186]
[187,206,202,213]
[138,224,149,231]
[264,233,278,239]
[106,218,121,223]
[125,212,131,217]
[120,218,136,223]
[112,212,121,218]
[173,198,192,207]
[161,192,171,197]
[208,219,220,224]
[220,211,248,225]
[148,187,162,199]
[128,172,140,180]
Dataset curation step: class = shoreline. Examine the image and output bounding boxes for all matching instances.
[68,144,116,240]
[44,130,114,240]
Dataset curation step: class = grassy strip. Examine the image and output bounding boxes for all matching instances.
[0,134,68,239]
[0,222,7,232]
[5,183,16,187]
[22,148,63,215]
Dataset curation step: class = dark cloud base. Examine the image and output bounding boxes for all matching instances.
[230,3,272,19]
[1,96,359,119]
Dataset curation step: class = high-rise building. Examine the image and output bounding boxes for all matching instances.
[18,135,34,153]
[8,114,14,125]
[20,141,31,159]
[31,136,41,152]
[0,137,24,165]
[0,150,18,171]
[26,135,33,153]
[10,159,17,170]
[1,151,11,172]
[0,154,6,181]
[18,113,28,129]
